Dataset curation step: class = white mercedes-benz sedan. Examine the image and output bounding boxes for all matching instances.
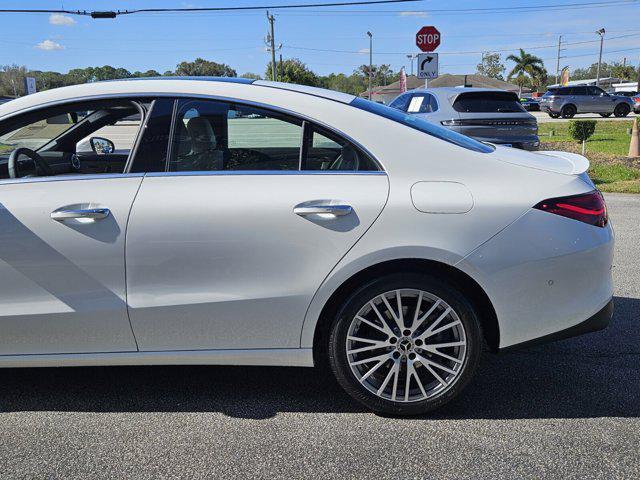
[0,78,613,415]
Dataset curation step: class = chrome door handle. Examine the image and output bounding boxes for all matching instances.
[293,204,352,217]
[51,208,110,221]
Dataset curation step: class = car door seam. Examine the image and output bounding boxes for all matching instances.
[122,174,146,351]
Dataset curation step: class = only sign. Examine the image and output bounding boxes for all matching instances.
[416,26,441,52]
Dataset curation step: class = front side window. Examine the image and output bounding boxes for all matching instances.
[0,99,146,180]
[169,99,303,171]
[0,111,90,156]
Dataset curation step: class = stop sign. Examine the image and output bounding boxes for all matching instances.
[416,26,441,52]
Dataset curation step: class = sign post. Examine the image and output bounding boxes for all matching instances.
[415,26,441,87]
[23,77,37,95]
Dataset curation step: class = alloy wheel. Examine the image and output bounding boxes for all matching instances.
[345,289,467,403]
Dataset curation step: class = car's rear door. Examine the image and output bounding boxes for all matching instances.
[125,98,389,351]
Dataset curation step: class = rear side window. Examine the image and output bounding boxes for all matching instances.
[169,99,303,172]
[351,97,494,154]
[452,91,526,113]
[164,98,380,172]
[303,124,378,171]
[407,93,439,114]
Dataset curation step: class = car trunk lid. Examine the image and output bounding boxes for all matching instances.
[491,145,590,175]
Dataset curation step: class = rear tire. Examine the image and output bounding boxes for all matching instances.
[561,104,576,119]
[614,103,630,118]
[328,272,482,416]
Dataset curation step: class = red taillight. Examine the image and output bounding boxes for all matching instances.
[533,190,608,227]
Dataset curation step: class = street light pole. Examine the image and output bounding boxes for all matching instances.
[596,28,605,87]
[406,54,414,75]
[367,31,373,100]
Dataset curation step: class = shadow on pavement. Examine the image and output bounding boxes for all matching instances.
[0,296,637,420]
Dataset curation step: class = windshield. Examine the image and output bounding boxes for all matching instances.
[350,97,494,154]
[0,112,89,155]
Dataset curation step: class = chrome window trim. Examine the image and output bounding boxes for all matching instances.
[0,92,385,173]
[0,173,144,186]
[145,170,387,178]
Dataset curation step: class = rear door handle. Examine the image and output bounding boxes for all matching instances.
[293,204,352,217]
[51,208,110,221]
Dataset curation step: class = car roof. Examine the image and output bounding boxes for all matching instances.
[0,77,357,119]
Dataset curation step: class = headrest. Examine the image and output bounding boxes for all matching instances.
[186,117,216,153]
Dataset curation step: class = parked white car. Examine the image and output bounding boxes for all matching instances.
[0,78,613,415]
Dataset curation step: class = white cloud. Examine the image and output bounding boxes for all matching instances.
[399,11,428,18]
[35,39,65,51]
[49,14,76,26]
[358,48,370,54]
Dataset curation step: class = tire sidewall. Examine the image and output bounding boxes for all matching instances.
[328,272,482,416]
[561,105,576,118]
[614,103,630,117]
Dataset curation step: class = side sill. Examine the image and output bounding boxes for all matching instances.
[499,298,614,353]
[0,348,314,368]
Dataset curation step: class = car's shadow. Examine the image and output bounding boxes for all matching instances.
[0,296,638,420]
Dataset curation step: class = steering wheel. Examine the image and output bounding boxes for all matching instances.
[8,147,53,179]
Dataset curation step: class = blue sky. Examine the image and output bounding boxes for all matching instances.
[1,0,639,78]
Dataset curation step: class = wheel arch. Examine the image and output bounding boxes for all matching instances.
[311,258,500,367]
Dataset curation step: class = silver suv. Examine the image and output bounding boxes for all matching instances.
[539,85,634,118]
[389,87,539,150]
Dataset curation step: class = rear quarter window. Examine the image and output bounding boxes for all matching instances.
[452,92,526,113]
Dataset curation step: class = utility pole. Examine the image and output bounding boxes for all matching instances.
[637,58,640,92]
[596,28,605,87]
[367,31,373,100]
[267,11,277,82]
[555,35,563,85]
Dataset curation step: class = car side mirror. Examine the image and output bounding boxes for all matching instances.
[90,137,115,155]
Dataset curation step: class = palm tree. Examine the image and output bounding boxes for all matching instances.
[506,49,545,95]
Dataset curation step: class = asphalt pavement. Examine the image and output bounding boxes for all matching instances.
[0,194,638,480]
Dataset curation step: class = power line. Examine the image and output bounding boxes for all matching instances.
[258,0,639,15]
[0,0,421,17]
[282,32,640,56]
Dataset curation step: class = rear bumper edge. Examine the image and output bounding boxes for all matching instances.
[499,298,613,353]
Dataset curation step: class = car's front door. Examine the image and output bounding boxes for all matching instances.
[0,102,147,355]
[125,98,389,351]
[0,176,143,355]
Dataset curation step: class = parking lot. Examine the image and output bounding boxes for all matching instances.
[0,194,637,480]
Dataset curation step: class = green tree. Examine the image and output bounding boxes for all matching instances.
[0,64,28,96]
[240,72,262,80]
[266,58,319,86]
[610,61,636,81]
[572,62,612,80]
[507,49,545,95]
[175,58,236,77]
[476,53,505,80]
